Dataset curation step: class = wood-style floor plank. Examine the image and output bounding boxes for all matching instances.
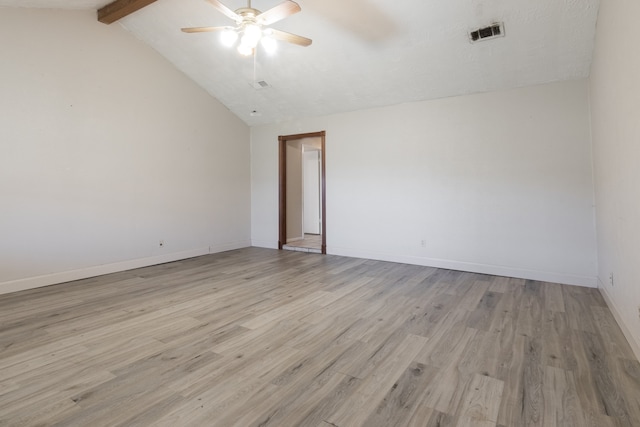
[0,247,638,426]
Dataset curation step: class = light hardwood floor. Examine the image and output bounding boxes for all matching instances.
[0,248,639,426]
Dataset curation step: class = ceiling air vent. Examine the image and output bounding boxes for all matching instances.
[251,80,271,90]
[469,23,505,43]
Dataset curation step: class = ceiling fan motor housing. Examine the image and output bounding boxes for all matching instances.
[236,7,261,21]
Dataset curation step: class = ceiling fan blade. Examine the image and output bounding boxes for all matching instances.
[181,26,227,33]
[206,0,241,22]
[256,0,301,26]
[270,29,312,47]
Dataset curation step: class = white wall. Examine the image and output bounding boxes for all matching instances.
[304,149,321,235]
[285,141,303,241]
[0,8,251,294]
[251,79,597,287]
[589,0,640,358]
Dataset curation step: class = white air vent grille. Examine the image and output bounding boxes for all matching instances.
[469,23,505,43]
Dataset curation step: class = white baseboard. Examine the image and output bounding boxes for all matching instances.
[251,240,278,249]
[0,240,250,296]
[598,283,640,362]
[328,246,597,288]
[210,240,252,253]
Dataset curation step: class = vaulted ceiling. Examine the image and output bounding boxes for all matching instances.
[0,0,600,126]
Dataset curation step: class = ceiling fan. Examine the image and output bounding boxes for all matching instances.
[181,0,312,56]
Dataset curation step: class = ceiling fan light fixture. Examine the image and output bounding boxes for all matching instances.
[242,24,262,47]
[220,28,238,47]
[237,43,253,56]
[241,34,259,49]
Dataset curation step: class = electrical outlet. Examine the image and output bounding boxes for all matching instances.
[420,239,426,248]
[609,273,614,286]
[159,240,165,247]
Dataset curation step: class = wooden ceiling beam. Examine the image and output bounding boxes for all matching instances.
[98,0,158,24]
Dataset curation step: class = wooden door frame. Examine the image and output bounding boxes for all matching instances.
[279,131,326,254]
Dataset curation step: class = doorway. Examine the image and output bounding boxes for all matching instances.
[279,131,326,254]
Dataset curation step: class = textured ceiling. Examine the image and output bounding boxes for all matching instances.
[1,0,600,126]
